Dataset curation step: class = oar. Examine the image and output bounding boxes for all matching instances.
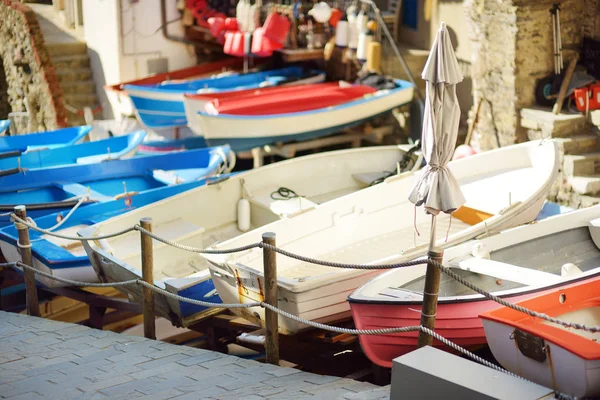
[0,198,97,212]
[0,167,22,178]
[0,150,21,160]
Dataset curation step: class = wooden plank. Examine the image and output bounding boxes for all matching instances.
[43,287,142,313]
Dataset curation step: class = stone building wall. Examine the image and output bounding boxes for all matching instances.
[0,0,67,132]
[465,0,591,151]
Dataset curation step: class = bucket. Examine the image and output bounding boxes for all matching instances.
[262,12,291,45]
[251,27,284,57]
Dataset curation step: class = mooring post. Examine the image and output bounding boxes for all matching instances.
[417,247,444,348]
[140,217,156,340]
[262,232,279,365]
[14,205,40,317]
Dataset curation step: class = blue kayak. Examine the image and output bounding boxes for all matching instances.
[0,172,236,288]
[0,131,146,175]
[0,125,92,154]
[124,66,325,129]
[0,144,234,226]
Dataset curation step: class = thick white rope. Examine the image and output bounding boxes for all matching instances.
[8,213,600,332]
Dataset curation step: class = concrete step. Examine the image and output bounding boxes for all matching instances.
[60,80,96,95]
[45,42,87,57]
[522,107,588,139]
[555,133,600,155]
[56,68,93,82]
[63,93,99,109]
[51,54,90,69]
[66,114,88,127]
[563,152,600,177]
[568,176,600,195]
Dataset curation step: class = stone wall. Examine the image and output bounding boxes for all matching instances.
[0,57,9,119]
[465,0,591,151]
[0,0,67,132]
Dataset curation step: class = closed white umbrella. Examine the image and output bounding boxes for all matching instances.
[408,21,465,347]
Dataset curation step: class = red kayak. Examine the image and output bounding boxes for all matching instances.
[202,83,377,116]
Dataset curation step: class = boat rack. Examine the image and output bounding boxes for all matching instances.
[237,124,396,168]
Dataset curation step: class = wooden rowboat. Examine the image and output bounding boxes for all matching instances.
[104,58,245,118]
[204,140,559,335]
[80,144,423,327]
[349,200,600,369]
[481,274,600,398]
[188,79,414,152]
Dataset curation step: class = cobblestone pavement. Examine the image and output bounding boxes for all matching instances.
[0,312,390,399]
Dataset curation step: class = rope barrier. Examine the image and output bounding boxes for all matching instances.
[8,212,600,332]
[0,261,521,380]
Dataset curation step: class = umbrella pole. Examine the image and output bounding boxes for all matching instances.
[417,214,444,348]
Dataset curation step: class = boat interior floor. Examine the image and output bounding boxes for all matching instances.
[397,227,600,298]
[275,212,470,281]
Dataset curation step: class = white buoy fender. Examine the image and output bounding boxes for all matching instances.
[237,198,251,232]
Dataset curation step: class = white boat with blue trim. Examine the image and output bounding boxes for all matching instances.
[185,79,414,152]
[80,144,423,327]
[124,66,325,130]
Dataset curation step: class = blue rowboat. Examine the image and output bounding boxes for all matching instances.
[0,145,234,227]
[0,172,235,288]
[136,136,209,155]
[0,125,91,154]
[0,120,10,134]
[0,131,146,175]
[124,66,326,129]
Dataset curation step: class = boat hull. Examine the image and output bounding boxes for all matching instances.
[87,247,223,327]
[350,288,557,368]
[204,140,559,335]
[80,144,424,328]
[211,266,381,335]
[0,241,97,288]
[105,58,245,118]
[480,274,600,397]
[194,81,414,152]
[127,68,325,130]
[482,319,600,398]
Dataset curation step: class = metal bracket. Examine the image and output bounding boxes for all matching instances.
[513,329,547,362]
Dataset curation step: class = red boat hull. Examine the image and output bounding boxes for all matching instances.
[350,286,579,368]
[203,84,378,116]
[104,58,246,93]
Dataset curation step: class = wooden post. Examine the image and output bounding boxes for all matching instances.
[140,217,156,340]
[417,247,444,348]
[262,232,279,365]
[14,205,40,317]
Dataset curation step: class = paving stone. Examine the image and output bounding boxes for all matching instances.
[22,360,78,376]
[129,361,189,380]
[99,378,156,396]
[4,392,44,399]
[175,351,224,367]
[78,374,135,393]
[137,389,185,400]
[0,311,386,400]
[302,374,341,385]
[264,366,303,377]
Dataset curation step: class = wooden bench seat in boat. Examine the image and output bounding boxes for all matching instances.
[452,257,565,286]
[451,167,538,225]
[99,218,205,261]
